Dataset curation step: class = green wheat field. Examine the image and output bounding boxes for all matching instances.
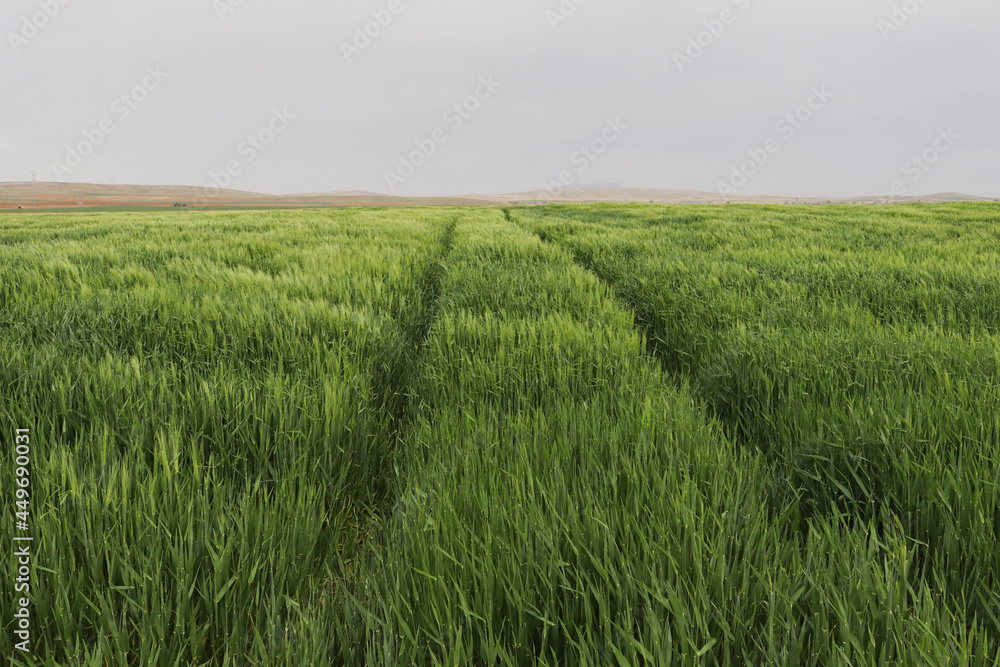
[3,203,1000,665]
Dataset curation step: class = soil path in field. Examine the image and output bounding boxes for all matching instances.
[355,215,459,535]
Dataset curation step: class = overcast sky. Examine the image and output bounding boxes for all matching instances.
[2,0,997,197]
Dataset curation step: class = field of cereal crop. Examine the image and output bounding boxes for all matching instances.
[3,203,1000,665]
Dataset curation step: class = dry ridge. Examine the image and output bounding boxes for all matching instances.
[0,182,995,210]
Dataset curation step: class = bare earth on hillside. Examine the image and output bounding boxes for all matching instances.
[1,182,995,211]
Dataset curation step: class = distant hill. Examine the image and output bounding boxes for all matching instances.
[0,181,270,200]
[905,192,994,202]
[0,182,495,209]
[1,182,995,211]
[280,190,382,198]
[486,187,801,204]
[485,187,997,205]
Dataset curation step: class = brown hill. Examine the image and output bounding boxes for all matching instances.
[0,182,495,209]
[1,182,995,211]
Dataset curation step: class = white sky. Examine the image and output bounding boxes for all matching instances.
[2,0,998,197]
